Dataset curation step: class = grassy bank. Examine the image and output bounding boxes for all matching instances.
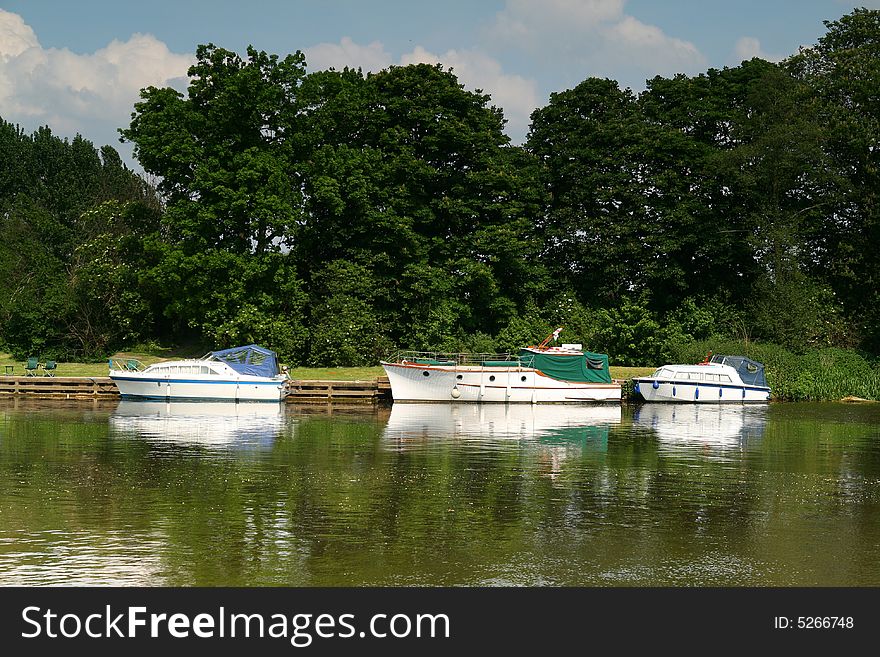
[10,344,869,403]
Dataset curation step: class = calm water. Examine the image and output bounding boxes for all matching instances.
[0,398,879,586]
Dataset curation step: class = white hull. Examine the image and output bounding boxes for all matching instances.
[381,362,621,403]
[634,379,770,403]
[110,372,286,402]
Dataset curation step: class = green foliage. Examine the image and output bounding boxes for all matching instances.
[592,296,687,366]
[749,270,855,351]
[668,296,744,343]
[0,122,160,360]
[494,303,553,354]
[307,261,388,367]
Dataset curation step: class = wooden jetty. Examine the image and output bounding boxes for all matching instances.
[284,377,391,403]
[0,375,391,403]
[0,375,119,399]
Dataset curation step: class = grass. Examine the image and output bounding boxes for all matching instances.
[0,351,170,377]
[610,366,655,379]
[287,366,385,381]
[1,351,655,382]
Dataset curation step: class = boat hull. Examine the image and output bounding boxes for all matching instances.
[110,373,286,402]
[633,378,770,403]
[381,362,621,403]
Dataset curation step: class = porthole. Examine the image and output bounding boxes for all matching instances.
[489,375,496,382]
[422,371,430,377]
[456,374,463,380]
[521,376,527,382]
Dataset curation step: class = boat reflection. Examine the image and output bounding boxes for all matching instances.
[633,402,767,450]
[383,402,621,443]
[109,400,283,450]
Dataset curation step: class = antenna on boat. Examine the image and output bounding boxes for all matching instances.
[536,327,564,350]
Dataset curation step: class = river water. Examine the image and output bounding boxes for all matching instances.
[0,398,878,586]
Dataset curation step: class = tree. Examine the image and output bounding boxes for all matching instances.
[0,120,161,358]
[787,8,880,350]
[527,78,648,304]
[122,44,308,255]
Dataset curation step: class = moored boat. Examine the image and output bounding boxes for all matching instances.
[109,344,288,402]
[381,329,621,403]
[632,353,771,403]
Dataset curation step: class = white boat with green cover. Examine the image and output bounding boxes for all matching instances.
[381,329,621,403]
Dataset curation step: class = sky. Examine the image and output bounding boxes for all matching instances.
[1,0,877,169]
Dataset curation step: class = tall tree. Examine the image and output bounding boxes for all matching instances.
[122,44,307,255]
[787,8,880,349]
[527,78,648,305]
[0,119,160,358]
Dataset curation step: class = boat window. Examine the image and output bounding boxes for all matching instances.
[200,365,213,375]
[705,373,718,382]
[659,368,673,378]
[720,375,732,382]
[674,372,689,379]
[651,368,663,377]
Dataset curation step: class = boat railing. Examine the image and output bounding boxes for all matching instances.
[109,358,146,372]
[389,350,521,367]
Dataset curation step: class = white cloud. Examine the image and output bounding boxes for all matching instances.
[0,9,192,160]
[733,36,783,63]
[304,37,392,73]
[490,0,625,47]
[0,9,38,58]
[487,0,706,89]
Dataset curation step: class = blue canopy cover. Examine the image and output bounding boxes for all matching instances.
[208,344,280,378]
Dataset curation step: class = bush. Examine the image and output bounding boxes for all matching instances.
[592,296,687,366]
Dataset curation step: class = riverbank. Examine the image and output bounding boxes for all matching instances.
[8,346,878,402]
[0,352,654,384]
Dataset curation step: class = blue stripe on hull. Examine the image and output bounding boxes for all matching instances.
[118,393,281,402]
[633,378,770,393]
[111,377,282,386]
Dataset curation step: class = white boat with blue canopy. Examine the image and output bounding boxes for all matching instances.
[633,353,771,403]
[109,344,289,402]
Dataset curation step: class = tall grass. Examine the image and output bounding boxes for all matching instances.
[667,340,880,401]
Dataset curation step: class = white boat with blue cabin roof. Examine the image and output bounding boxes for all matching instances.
[109,344,288,402]
[632,353,771,403]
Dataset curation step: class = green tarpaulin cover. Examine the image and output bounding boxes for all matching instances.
[518,349,611,384]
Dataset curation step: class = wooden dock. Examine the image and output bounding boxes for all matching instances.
[284,377,391,403]
[0,375,119,399]
[0,375,392,403]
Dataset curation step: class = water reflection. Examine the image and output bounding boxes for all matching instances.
[633,403,767,452]
[109,400,283,450]
[384,403,621,442]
